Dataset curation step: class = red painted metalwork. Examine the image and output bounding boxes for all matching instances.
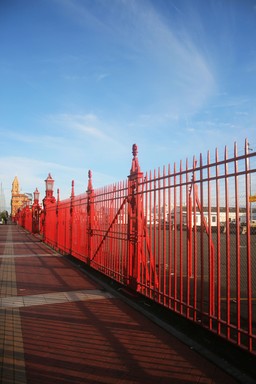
[42,173,56,245]
[16,139,256,355]
[32,188,41,234]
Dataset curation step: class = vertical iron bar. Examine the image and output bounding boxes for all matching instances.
[234,142,241,346]
[245,139,253,351]
[179,160,183,314]
[168,163,172,308]
[225,146,231,339]
[186,158,191,318]
[215,148,221,335]
[163,165,167,305]
[200,153,204,321]
[208,150,214,329]
[157,167,161,302]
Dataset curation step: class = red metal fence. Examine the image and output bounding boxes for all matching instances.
[15,139,256,355]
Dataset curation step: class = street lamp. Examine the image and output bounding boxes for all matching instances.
[34,188,40,204]
[42,173,55,241]
[32,188,41,234]
[45,173,54,199]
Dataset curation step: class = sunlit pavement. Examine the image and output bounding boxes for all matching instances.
[0,225,242,383]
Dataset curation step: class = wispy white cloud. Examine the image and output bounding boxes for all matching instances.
[210,96,252,110]
[96,73,109,82]
[0,128,81,155]
[46,112,124,145]
[0,129,37,143]
[53,0,108,32]
[53,0,217,120]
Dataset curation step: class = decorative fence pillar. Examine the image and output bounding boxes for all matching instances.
[24,203,31,231]
[70,180,75,254]
[55,188,60,248]
[42,173,56,244]
[86,170,95,265]
[32,188,41,234]
[127,144,144,289]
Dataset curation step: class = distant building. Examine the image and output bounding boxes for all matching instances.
[11,176,32,217]
[0,182,6,212]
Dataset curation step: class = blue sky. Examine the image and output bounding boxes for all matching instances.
[0,0,256,211]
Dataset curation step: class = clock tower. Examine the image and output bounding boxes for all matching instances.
[11,176,31,218]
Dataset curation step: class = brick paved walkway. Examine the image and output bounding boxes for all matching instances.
[0,224,247,383]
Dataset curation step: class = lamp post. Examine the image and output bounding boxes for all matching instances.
[34,188,40,204]
[32,188,41,234]
[42,173,56,242]
[45,173,54,199]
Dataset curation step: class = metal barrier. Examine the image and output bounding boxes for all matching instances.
[15,139,256,355]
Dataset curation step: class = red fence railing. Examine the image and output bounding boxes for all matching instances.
[15,139,256,355]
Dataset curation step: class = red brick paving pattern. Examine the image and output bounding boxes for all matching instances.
[0,225,239,383]
[20,299,238,383]
[16,256,98,296]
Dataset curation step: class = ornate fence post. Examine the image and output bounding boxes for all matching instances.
[127,144,144,290]
[86,170,95,265]
[56,188,59,249]
[70,180,75,255]
[42,173,56,244]
[25,202,31,231]
[32,188,41,234]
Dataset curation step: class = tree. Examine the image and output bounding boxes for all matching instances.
[0,210,8,224]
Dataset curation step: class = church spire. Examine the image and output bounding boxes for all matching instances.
[12,176,20,195]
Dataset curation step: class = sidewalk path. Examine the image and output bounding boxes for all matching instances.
[0,225,244,383]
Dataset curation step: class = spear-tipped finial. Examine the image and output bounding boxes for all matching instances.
[132,143,138,158]
[71,180,75,197]
[87,170,93,192]
[130,144,140,174]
